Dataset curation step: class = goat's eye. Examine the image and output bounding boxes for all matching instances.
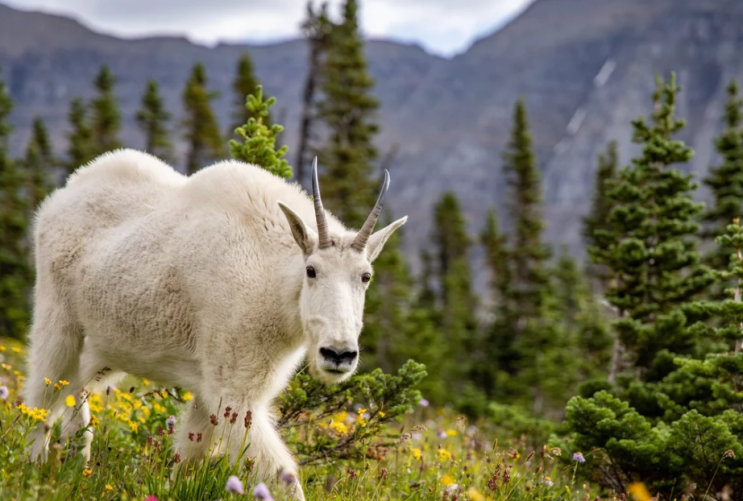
[306,266,316,278]
[361,272,371,283]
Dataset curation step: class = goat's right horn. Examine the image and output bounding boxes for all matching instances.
[312,157,332,249]
[351,170,390,253]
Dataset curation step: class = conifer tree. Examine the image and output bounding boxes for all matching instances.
[0,69,31,339]
[361,220,446,401]
[480,209,510,307]
[503,100,551,319]
[552,251,611,383]
[583,141,618,288]
[296,1,332,188]
[483,100,559,411]
[136,80,172,161]
[703,80,743,272]
[428,192,477,388]
[230,86,291,178]
[90,65,122,155]
[315,0,378,228]
[182,63,223,175]
[66,97,95,174]
[24,117,54,209]
[589,74,714,380]
[565,220,743,496]
[230,53,263,138]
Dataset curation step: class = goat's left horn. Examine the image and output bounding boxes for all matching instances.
[312,157,332,249]
[351,170,390,253]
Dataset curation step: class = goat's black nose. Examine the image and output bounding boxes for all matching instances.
[320,347,358,365]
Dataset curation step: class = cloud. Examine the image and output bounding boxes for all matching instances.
[3,0,533,57]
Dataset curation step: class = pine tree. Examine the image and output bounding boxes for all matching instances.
[428,192,477,389]
[182,63,223,175]
[66,97,95,174]
[480,209,510,308]
[315,0,378,229]
[230,86,291,178]
[230,53,263,138]
[703,80,743,272]
[564,220,743,496]
[583,141,618,288]
[590,74,714,380]
[296,1,333,188]
[552,251,611,384]
[482,100,558,411]
[24,117,54,209]
[136,80,172,161]
[90,65,122,155]
[0,69,31,339]
[360,219,446,402]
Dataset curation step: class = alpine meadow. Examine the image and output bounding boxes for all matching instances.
[3,0,743,500]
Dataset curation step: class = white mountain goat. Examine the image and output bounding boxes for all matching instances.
[25,149,406,499]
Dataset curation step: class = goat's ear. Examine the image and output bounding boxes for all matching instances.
[279,202,317,255]
[365,216,407,262]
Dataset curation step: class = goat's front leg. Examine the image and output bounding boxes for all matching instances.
[239,407,304,501]
[175,398,304,500]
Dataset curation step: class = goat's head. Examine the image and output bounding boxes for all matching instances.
[279,158,406,384]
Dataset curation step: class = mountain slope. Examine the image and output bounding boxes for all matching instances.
[1,0,742,289]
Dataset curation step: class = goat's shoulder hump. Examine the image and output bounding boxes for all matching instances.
[66,149,185,189]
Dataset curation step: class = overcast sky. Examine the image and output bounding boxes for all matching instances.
[4,0,534,57]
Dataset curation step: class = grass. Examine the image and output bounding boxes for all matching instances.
[0,339,609,501]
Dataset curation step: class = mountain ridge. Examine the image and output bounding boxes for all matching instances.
[2,0,742,292]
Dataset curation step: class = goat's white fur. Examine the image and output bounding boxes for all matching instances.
[24,149,406,499]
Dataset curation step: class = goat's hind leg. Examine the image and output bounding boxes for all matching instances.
[24,298,84,462]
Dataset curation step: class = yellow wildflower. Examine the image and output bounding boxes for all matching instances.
[54,384,61,390]
[467,488,485,501]
[12,347,21,353]
[440,475,455,486]
[2,363,11,371]
[105,484,113,491]
[82,469,92,477]
[66,395,76,407]
[333,411,348,423]
[91,415,99,427]
[628,482,652,501]
[18,403,49,422]
[182,392,193,401]
[0,346,5,351]
[411,448,422,460]
[330,421,348,434]
[438,448,453,462]
[446,429,458,436]
[58,380,69,387]
[14,370,21,376]
[142,379,150,386]
[44,378,51,386]
[379,411,385,417]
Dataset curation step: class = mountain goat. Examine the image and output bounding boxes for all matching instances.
[25,149,406,499]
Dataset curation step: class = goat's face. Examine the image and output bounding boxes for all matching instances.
[279,161,406,384]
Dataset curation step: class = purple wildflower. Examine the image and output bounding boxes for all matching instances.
[0,385,8,400]
[226,475,244,494]
[253,482,274,500]
[281,471,297,485]
[573,451,586,463]
[419,398,430,407]
[166,415,177,428]
[437,430,447,439]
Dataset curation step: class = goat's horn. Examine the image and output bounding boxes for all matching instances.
[351,170,390,253]
[312,157,332,249]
